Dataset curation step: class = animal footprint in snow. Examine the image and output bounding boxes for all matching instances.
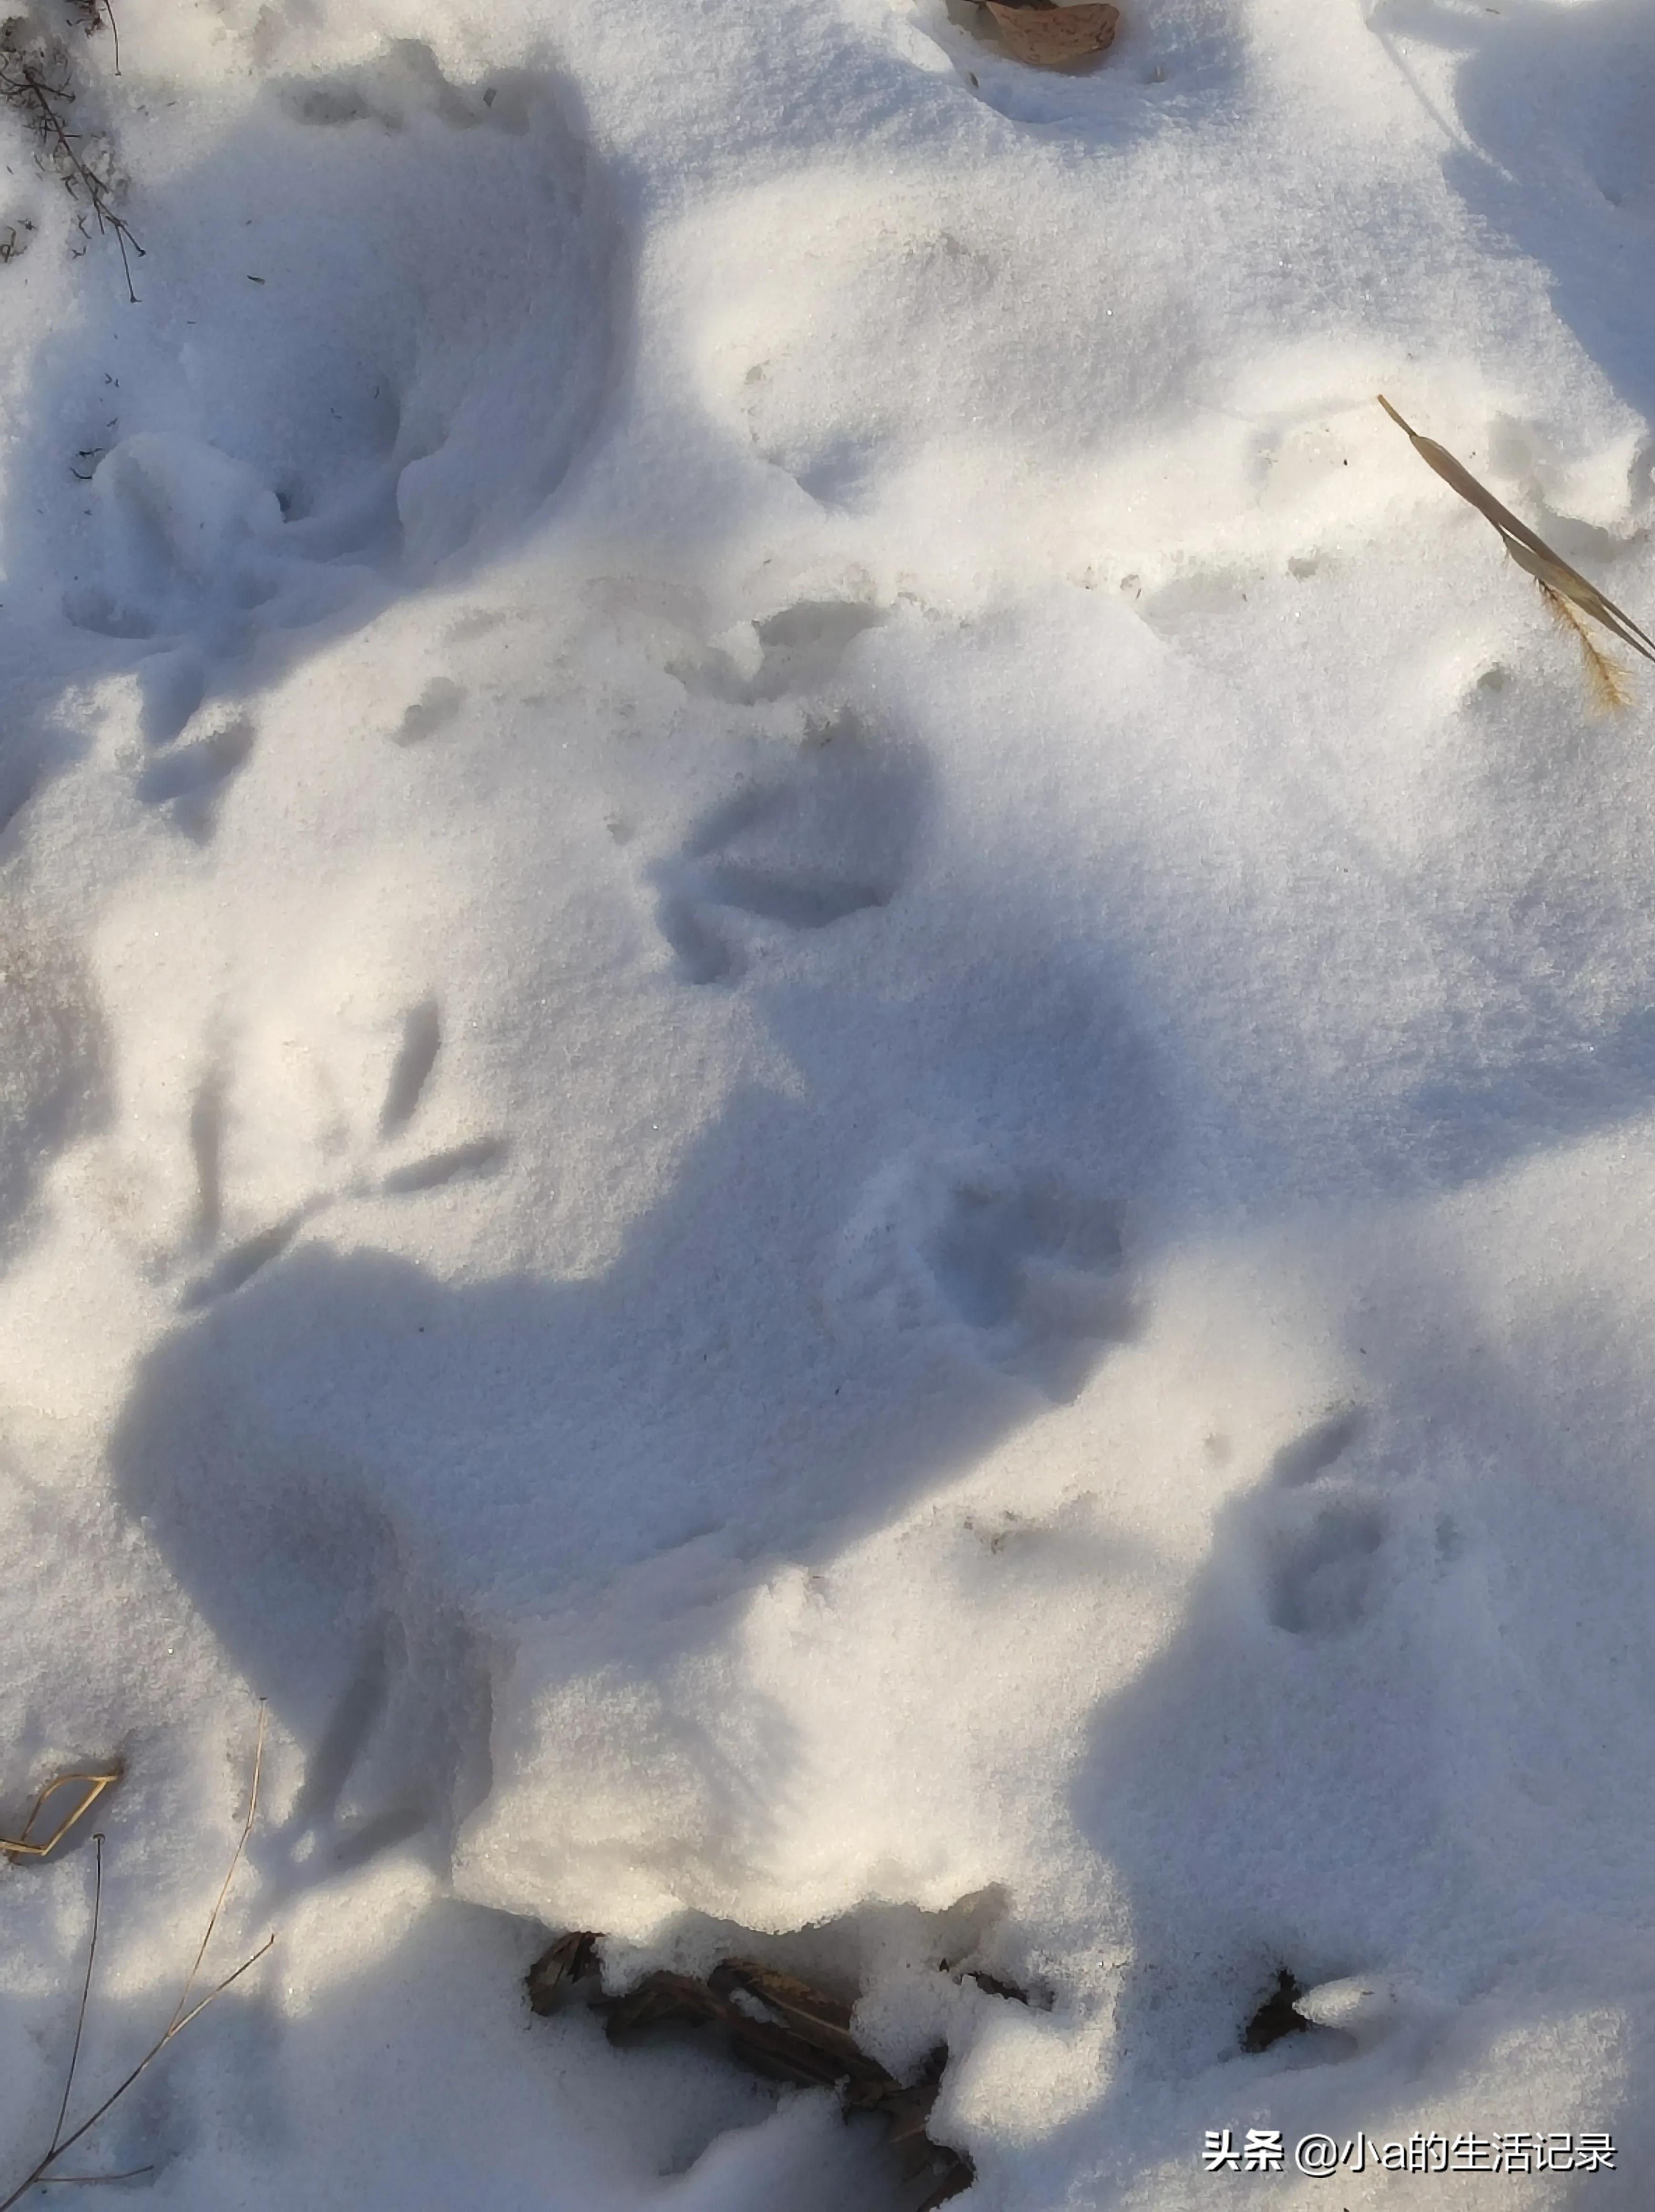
[136,714,256,842]
[391,676,466,746]
[65,433,368,652]
[54,38,612,657]
[267,1600,490,1890]
[653,732,922,983]
[1267,1406,1365,1489]
[275,1620,433,1880]
[1264,1501,1385,1636]
[182,1206,309,1309]
[378,997,442,1137]
[179,997,505,1308]
[674,600,887,707]
[1254,1409,1388,1637]
[827,1145,1131,1400]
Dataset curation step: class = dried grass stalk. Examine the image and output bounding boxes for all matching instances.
[1,1772,120,1862]
[1378,393,1655,708]
[0,1711,273,2211]
[1536,581,1632,715]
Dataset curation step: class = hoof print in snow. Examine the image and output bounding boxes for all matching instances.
[654,736,922,984]
[829,1145,1132,1401]
[525,1937,975,2210]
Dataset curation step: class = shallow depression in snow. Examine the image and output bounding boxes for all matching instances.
[4,0,1655,2205]
[23,37,614,673]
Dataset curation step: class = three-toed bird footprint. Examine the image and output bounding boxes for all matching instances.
[180,996,506,1309]
[653,733,923,984]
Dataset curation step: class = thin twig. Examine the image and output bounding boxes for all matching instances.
[0,1718,275,2212]
[48,1839,102,2156]
[36,2172,153,2187]
[0,1937,277,2210]
[0,54,143,301]
[55,1940,274,2172]
[170,1702,264,2034]
[64,0,117,70]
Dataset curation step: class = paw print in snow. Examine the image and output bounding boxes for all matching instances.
[1249,1408,1394,1639]
[827,1143,1133,1402]
[136,713,256,842]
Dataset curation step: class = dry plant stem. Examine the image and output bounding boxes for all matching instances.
[1378,394,1655,678]
[2,1773,120,1861]
[171,1703,265,2033]
[34,2174,153,2188]
[49,1837,102,2156]
[0,1713,275,2212]
[66,0,119,73]
[0,59,142,301]
[1537,581,1631,713]
[0,1939,278,2210]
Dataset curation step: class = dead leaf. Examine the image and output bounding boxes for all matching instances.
[985,1,1119,67]
[525,1936,978,2204]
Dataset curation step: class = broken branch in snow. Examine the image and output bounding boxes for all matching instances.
[527,1933,977,2209]
[0,17,142,299]
[65,0,119,75]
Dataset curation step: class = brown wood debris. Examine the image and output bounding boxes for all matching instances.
[527,1933,976,2208]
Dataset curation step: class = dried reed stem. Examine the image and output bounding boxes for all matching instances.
[1378,393,1655,707]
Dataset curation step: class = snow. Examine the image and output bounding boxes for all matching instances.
[2,0,1655,2201]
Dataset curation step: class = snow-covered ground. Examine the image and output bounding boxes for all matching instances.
[3,0,1655,2201]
